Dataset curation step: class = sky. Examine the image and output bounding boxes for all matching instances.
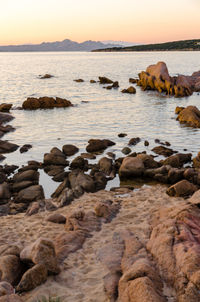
[0,0,199,45]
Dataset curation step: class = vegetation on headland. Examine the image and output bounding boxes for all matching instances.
[92,39,200,52]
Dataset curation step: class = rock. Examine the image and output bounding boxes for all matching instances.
[0,156,5,162]
[51,178,69,198]
[152,146,176,157]
[189,190,200,205]
[22,96,73,110]
[144,140,149,146]
[52,171,67,182]
[99,77,113,84]
[73,79,84,82]
[106,81,119,89]
[57,188,74,207]
[15,185,44,203]
[20,238,60,274]
[0,104,12,113]
[177,105,200,128]
[121,86,136,94]
[0,183,11,204]
[93,172,107,191]
[62,144,79,156]
[121,147,131,155]
[86,139,115,153]
[166,180,197,197]
[69,171,95,193]
[128,137,140,145]
[0,294,23,302]
[98,157,113,175]
[0,255,23,285]
[168,168,184,184]
[12,180,37,193]
[118,133,127,138]
[2,165,18,175]
[193,151,200,168]
[16,264,47,292]
[39,74,54,79]
[0,204,10,216]
[119,157,145,179]
[13,170,39,183]
[70,156,86,170]
[175,106,185,114]
[0,282,14,296]
[0,141,19,154]
[137,154,160,169]
[106,152,115,159]
[0,113,14,125]
[137,61,196,97]
[103,273,121,302]
[90,80,96,83]
[19,144,32,153]
[129,78,137,84]
[43,153,68,166]
[0,245,20,257]
[162,153,192,168]
[46,213,66,224]
[80,153,96,160]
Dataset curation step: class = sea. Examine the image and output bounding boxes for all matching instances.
[0,51,200,197]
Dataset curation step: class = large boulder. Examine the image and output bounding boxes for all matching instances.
[166,180,197,197]
[98,157,113,175]
[119,157,145,179]
[16,264,47,292]
[176,106,200,128]
[69,171,95,193]
[162,153,192,168]
[20,238,60,274]
[15,185,44,203]
[0,255,23,285]
[22,96,73,110]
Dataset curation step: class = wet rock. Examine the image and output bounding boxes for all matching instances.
[166,179,197,197]
[52,171,67,182]
[62,144,79,156]
[16,264,47,292]
[13,170,39,183]
[2,165,18,175]
[0,282,14,297]
[193,151,200,168]
[121,147,131,155]
[119,157,145,179]
[137,154,160,169]
[46,166,64,177]
[144,140,149,146]
[0,294,23,302]
[0,104,12,113]
[15,185,44,203]
[99,77,113,84]
[176,105,200,128]
[80,153,96,160]
[98,157,113,175]
[121,86,136,94]
[118,133,127,138]
[86,139,115,153]
[0,113,14,125]
[93,172,107,191]
[0,156,5,162]
[51,178,69,198]
[19,144,32,153]
[70,156,87,170]
[0,183,11,204]
[152,146,176,157]
[106,152,115,159]
[0,255,23,285]
[129,78,137,84]
[22,96,73,110]
[20,238,60,274]
[90,80,96,83]
[0,141,19,154]
[43,153,68,166]
[168,168,184,184]
[162,153,192,168]
[73,79,84,82]
[12,181,38,193]
[39,74,54,79]
[128,137,140,145]
[106,81,119,89]
[46,213,66,224]
[175,106,185,114]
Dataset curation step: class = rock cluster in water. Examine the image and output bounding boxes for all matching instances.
[22,97,73,110]
[137,61,200,97]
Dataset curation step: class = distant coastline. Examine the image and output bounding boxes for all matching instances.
[92,39,200,52]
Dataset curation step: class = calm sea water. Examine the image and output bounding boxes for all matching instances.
[1,51,200,196]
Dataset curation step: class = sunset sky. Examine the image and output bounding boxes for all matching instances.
[0,0,199,45]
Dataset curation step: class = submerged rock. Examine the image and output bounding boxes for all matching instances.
[73,79,84,82]
[39,74,54,79]
[121,86,136,94]
[99,77,113,84]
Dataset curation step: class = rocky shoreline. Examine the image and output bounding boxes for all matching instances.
[1,63,200,301]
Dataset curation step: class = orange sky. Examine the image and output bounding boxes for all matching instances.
[0,0,199,45]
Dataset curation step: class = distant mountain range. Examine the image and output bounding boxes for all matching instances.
[93,39,200,52]
[0,39,127,52]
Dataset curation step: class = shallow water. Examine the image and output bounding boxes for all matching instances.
[1,51,200,197]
